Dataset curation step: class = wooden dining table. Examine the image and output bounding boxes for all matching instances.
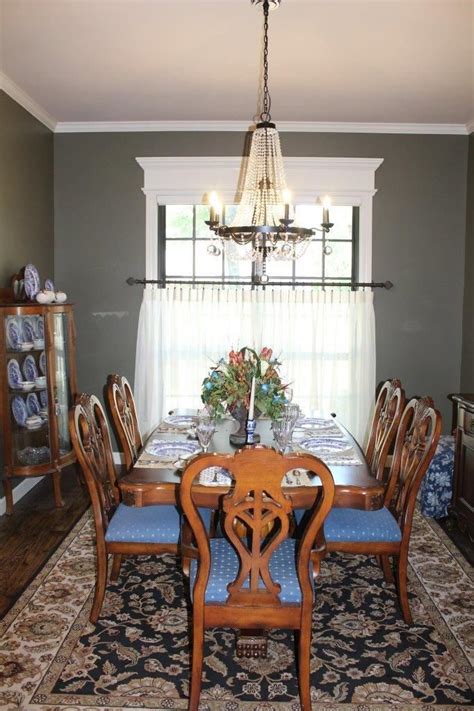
[119,417,384,511]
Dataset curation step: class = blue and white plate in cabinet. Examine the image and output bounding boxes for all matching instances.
[39,351,47,375]
[26,393,41,417]
[11,396,28,427]
[162,414,197,429]
[39,390,48,409]
[298,437,351,456]
[36,317,44,340]
[44,278,55,292]
[7,359,23,389]
[6,319,21,350]
[21,317,36,343]
[145,439,201,462]
[24,264,41,300]
[22,354,39,382]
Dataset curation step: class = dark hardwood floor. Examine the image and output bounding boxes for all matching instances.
[0,466,89,618]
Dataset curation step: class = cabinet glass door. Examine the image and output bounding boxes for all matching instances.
[5,313,51,467]
[52,313,72,454]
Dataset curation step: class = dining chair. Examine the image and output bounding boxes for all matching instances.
[106,373,142,472]
[69,393,182,623]
[324,396,441,625]
[365,378,406,482]
[180,445,335,711]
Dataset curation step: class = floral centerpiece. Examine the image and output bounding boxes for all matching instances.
[201,346,288,421]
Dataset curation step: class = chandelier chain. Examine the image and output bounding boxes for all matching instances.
[261,1,272,122]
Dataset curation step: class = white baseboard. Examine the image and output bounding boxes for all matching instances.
[0,476,44,516]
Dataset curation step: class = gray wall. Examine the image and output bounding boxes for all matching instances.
[54,131,468,431]
[0,91,54,287]
[461,132,474,391]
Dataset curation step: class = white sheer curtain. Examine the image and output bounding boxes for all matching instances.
[134,286,376,443]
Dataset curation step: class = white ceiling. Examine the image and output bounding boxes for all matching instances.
[0,0,472,127]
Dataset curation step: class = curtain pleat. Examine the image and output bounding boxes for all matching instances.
[134,285,376,442]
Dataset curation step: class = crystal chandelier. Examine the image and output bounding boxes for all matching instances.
[206,0,333,284]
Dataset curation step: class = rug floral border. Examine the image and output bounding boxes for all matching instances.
[0,509,472,711]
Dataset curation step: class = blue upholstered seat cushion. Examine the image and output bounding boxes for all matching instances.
[189,537,310,604]
[105,504,212,544]
[324,506,402,543]
[105,503,182,543]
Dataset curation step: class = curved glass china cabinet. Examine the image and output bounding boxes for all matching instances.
[0,303,77,514]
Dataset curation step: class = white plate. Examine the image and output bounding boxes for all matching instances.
[299,417,336,431]
[145,439,201,462]
[162,414,197,429]
[298,437,352,456]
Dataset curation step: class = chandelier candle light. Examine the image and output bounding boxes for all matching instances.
[205,0,333,285]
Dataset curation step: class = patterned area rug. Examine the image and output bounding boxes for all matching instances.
[0,510,472,710]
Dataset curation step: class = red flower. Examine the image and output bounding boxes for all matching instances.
[260,347,273,360]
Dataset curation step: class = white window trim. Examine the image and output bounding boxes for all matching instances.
[136,156,384,283]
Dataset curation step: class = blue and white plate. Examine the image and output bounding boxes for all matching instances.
[7,359,23,388]
[298,437,351,456]
[21,317,36,342]
[6,319,21,350]
[23,354,39,382]
[11,396,27,426]
[36,317,44,340]
[299,417,338,431]
[162,414,197,429]
[39,390,48,409]
[145,439,201,462]
[44,278,55,292]
[24,264,41,301]
[39,351,47,375]
[26,393,41,417]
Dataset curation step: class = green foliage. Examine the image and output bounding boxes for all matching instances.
[201,346,288,419]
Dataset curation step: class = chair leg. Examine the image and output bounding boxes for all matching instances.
[188,619,204,711]
[380,555,394,584]
[296,627,312,711]
[90,548,108,624]
[110,554,123,581]
[395,551,413,625]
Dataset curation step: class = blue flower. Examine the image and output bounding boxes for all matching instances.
[272,394,283,403]
[260,383,269,393]
[205,381,214,391]
[211,371,220,381]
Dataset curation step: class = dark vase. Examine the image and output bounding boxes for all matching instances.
[229,403,261,447]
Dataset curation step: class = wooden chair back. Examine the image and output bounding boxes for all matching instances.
[366,379,406,481]
[181,446,335,612]
[385,396,441,532]
[69,393,120,545]
[106,374,143,470]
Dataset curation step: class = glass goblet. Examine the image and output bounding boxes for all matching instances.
[272,418,293,454]
[196,422,215,453]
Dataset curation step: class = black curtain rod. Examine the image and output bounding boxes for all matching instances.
[126,277,393,289]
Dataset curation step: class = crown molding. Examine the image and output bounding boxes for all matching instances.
[55,119,469,135]
[466,119,474,135]
[0,71,56,131]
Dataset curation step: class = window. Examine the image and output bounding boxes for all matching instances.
[158,204,359,286]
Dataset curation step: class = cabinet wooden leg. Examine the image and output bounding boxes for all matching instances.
[3,478,14,515]
[52,470,64,508]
